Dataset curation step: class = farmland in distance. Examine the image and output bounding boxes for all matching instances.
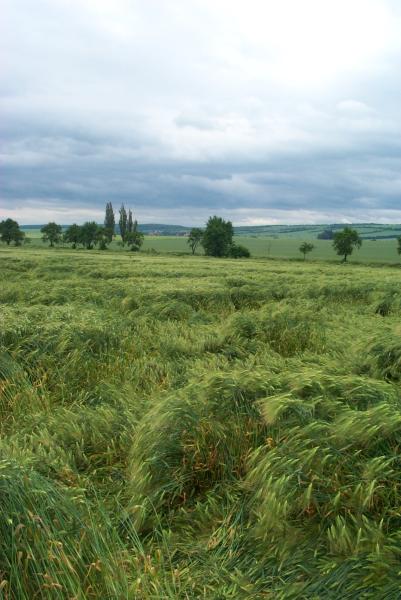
[20,227,401,263]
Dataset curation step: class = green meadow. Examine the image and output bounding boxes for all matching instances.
[21,229,401,263]
[2,245,401,597]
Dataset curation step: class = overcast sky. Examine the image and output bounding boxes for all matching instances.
[1,0,401,225]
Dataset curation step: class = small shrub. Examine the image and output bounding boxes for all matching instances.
[228,244,251,258]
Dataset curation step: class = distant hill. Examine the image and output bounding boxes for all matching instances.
[21,223,401,239]
[233,223,401,240]
[21,223,191,235]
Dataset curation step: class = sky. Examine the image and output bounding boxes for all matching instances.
[1,0,401,225]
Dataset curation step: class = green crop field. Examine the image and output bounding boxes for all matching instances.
[2,246,401,597]
[21,229,401,263]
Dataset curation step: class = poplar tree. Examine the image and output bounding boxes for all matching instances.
[119,204,128,244]
[104,202,115,242]
[127,209,133,234]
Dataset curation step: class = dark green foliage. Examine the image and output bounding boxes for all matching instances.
[299,241,314,259]
[201,216,233,257]
[187,227,203,254]
[317,228,334,239]
[104,202,115,242]
[119,204,128,244]
[333,227,362,261]
[79,221,99,249]
[95,226,110,250]
[0,218,25,245]
[228,243,251,258]
[63,223,81,248]
[126,221,144,251]
[40,222,62,247]
[127,209,133,234]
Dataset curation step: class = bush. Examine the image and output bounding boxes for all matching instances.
[228,243,251,258]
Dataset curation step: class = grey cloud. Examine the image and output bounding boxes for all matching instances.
[1,0,401,224]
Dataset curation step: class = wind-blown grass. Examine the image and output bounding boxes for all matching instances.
[1,246,401,597]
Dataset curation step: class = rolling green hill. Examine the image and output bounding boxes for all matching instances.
[22,222,401,240]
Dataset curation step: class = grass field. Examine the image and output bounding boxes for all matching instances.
[2,246,401,597]
[21,229,401,263]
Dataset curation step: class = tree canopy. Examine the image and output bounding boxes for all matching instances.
[299,241,314,260]
[104,203,115,242]
[187,228,203,255]
[201,216,233,257]
[80,221,99,250]
[332,227,362,262]
[64,224,81,249]
[41,222,62,247]
[0,219,25,245]
[119,205,128,244]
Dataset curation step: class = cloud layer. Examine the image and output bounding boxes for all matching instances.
[1,0,401,224]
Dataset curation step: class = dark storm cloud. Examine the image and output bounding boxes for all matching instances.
[1,0,401,224]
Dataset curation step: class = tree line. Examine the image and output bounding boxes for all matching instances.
[3,212,401,262]
[0,204,144,251]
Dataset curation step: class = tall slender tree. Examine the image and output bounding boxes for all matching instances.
[127,209,133,234]
[104,202,115,243]
[119,204,128,244]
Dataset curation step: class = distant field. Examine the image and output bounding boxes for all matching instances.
[22,229,401,263]
[23,222,401,239]
[143,236,401,263]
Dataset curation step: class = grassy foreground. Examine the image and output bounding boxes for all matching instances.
[2,247,401,598]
